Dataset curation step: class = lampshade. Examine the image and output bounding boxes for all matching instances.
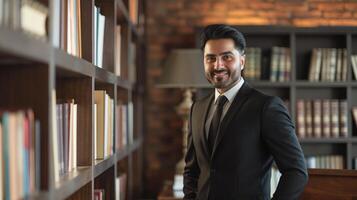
[157,49,211,88]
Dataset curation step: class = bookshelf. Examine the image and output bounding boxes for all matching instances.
[0,0,145,199]
[196,26,357,170]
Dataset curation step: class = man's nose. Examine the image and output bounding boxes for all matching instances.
[214,57,224,69]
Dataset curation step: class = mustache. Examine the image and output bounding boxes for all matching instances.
[212,69,228,74]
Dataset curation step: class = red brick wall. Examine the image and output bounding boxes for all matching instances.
[144,0,357,197]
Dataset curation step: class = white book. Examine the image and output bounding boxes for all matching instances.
[68,102,73,172]
[115,177,120,200]
[73,104,77,170]
[342,49,348,81]
[67,0,73,55]
[93,6,98,66]
[128,102,134,144]
[94,104,97,160]
[72,0,78,56]
[351,55,357,80]
[98,13,105,68]
[52,0,61,47]
[104,94,109,157]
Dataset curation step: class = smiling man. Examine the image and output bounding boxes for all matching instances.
[183,24,308,200]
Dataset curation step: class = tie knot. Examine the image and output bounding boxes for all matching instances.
[217,95,228,107]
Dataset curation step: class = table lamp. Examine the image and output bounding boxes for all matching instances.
[157,49,210,195]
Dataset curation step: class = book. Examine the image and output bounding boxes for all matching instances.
[351,55,357,80]
[95,90,106,159]
[21,0,48,38]
[305,100,313,138]
[296,99,305,138]
[322,100,331,137]
[330,100,339,138]
[339,100,348,137]
[313,99,322,138]
[352,107,357,129]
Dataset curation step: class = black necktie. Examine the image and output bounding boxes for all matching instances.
[208,95,228,154]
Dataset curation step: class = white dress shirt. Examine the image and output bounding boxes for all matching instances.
[205,78,245,139]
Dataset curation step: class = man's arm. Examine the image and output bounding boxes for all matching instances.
[183,102,200,200]
[262,96,308,200]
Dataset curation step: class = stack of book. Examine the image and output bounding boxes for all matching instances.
[306,155,344,169]
[56,99,78,176]
[244,47,262,80]
[308,48,347,82]
[0,109,40,200]
[296,99,348,138]
[270,47,291,82]
[94,90,114,160]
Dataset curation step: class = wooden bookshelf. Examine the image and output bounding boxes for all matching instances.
[0,0,145,199]
[196,26,357,170]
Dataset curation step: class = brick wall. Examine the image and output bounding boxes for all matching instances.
[144,0,357,197]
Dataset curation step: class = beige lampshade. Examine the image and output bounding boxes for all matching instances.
[157,49,211,88]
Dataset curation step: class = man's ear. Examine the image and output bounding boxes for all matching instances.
[240,55,245,70]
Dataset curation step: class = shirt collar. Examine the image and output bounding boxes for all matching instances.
[214,77,245,104]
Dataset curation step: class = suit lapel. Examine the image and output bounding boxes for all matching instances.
[197,93,214,162]
[211,82,253,158]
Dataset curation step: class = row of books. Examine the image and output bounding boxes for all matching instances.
[0,109,40,200]
[351,55,357,80]
[56,99,78,176]
[0,0,124,75]
[306,155,344,169]
[0,0,48,39]
[53,0,82,57]
[308,48,348,82]
[296,99,348,139]
[243,46,291,82]
[94,90,115,160]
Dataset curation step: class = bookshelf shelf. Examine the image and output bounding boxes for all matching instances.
[295,81,349,88]
[55,49,95,77]
[53,167,92,199]
[299,138,349,144]
[94,155,116,177]
[250,81,290,87]
[0,27,50,64]
[95,67,118,85]
[221,26,357,170]
[0,0,145,199]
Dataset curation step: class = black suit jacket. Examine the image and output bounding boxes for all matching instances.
[183,83,308,200]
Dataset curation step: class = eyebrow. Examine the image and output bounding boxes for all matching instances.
[205,51,234,57]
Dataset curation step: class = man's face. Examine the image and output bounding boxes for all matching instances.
[203,38,245,93]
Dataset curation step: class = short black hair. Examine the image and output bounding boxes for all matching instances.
[200,24,246,54]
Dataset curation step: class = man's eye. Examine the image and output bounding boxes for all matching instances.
[223,55,233,61]
[206,57,216,62]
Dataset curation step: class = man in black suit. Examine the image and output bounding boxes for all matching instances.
[183,24,308,200]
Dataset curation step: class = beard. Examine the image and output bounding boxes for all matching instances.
[206,68,240,90]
